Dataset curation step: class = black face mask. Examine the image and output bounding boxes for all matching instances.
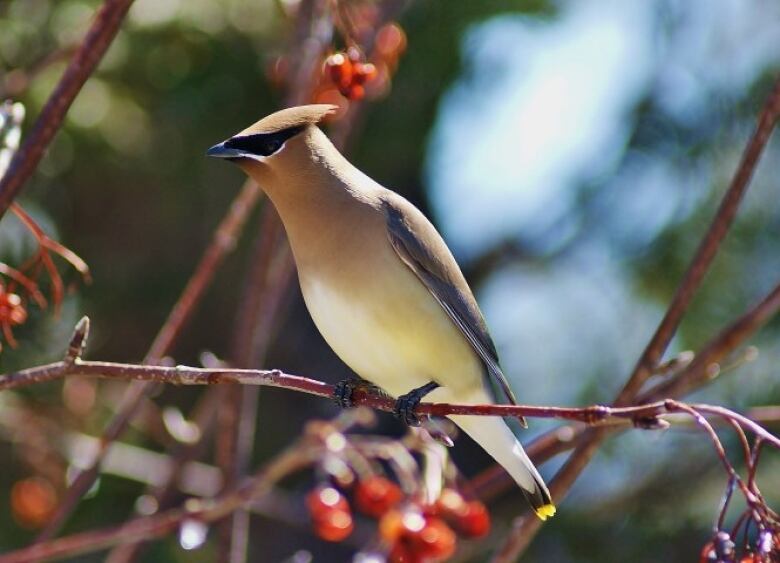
[224,125,305,157]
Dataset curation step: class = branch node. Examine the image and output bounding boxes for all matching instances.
[64,315,90,364]
[585,405,610,423]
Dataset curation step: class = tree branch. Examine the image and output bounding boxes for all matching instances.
[36,180,264,542]
[2,319,779,445]
[492,75,780,561]
[0,0,135,219]
[0,438,322,563]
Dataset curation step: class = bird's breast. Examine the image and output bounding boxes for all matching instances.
[298,246,484,399]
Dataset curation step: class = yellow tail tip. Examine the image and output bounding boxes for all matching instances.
[534,503,557,521]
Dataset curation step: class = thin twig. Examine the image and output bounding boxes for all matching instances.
[492,75,780,561]
[0,441,323,563]
[616,77,780,406]
[643,280,780,401]
[473,276,780,502]
[0,0,136,219]
[216,205,288,563]
[36,180,264,541]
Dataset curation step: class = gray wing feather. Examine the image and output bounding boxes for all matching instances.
[382,196,522,413]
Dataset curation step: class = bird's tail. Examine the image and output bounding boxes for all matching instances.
[449,413,556,520]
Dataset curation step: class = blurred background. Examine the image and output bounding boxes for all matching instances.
[1,0,779,561]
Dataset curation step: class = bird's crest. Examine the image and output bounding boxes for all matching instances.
[238,105,337,136]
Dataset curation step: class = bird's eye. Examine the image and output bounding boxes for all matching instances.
[265,139,283,154]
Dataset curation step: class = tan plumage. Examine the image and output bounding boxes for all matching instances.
[207,104,555,519]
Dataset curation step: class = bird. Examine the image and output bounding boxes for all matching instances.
[207,104,555,520]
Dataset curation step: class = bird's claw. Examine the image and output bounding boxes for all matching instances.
[394,394,423,426]
[333,378,359,408]
[393,381,439,427]
[333,378,384,408]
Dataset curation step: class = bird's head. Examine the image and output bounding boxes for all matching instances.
[206,104,337,177]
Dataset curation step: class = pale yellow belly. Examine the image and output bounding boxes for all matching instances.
[299,265,485,400]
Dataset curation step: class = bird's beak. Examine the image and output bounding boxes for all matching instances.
[206,141,244,159]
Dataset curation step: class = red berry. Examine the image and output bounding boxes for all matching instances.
[409,517,457,560]
[0,292,26,325]
[435,488,466,519]
[383,510,456,562]
[700,542,717,563]
[455,501,491,538]
[354,476,403,518]
[306,486,348,519]
[345,84,365,100]
[313,508,354,542]
[325,53,353,90]
[352,63,378,85]
[388,542,423,563]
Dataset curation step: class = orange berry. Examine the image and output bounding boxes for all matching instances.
[11,477,57,528]
[455,501,491,538]
[354,476,403,518]
[313,508,354,542]
[379,509,405,543]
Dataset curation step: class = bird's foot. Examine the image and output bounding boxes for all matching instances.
[393,381,440,426]
[333,378,359,408]
[333,378,383,408]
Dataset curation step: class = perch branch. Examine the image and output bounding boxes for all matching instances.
[2,320,780,450]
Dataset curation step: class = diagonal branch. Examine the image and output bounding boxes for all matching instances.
[0,0,136,219]
[35,180,263,542]
[492,75,780,562]
[616,77,780,406]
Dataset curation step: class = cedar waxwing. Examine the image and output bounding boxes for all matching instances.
[207,105,555,520]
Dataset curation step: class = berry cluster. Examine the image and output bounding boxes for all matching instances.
[379,488,490,562]
[306,477,490,562]
[324,48,377,101]
[700,529,780,562]
[315,21,407,107]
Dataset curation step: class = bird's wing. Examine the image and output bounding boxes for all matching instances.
[381,193,521,412]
